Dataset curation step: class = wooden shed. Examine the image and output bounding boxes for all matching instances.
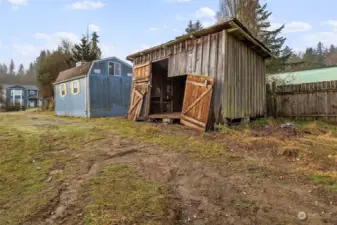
[126,18,272,131]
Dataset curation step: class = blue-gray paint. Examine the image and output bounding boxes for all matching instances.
[55,57,133,118]
[2,84,40,108]
[55,77,87,117]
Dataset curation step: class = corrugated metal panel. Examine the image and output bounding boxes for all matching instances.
[269,67,337,84]
[55,77,87,117]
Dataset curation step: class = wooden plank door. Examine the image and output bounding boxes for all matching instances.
[128,86,146,121]
[128,62,151,121]
[181,75,214,131]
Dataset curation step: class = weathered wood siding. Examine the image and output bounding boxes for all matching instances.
[133,30,266,122]
[267,81,337,121]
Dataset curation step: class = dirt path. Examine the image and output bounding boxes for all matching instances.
[3,114,334,225]
[29,130,336,225]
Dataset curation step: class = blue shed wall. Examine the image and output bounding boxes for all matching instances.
[55,77,87,117]
[89,58,132,117]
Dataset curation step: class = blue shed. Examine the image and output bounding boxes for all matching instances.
[54,57,133,117]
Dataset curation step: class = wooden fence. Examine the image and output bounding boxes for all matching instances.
[266,80,337,121]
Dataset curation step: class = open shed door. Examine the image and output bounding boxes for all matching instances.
[181,75,214,131]
[128,62,151,121]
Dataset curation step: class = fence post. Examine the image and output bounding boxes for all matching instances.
[272,82,277,118]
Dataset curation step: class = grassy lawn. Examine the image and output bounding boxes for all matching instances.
[0,112,336,224]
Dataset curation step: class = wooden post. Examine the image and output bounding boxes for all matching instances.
[266,83,270,117]
[272,82,277,118]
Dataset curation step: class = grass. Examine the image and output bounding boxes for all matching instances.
[85,164,166,225]
[85,117,234,162]
[312,174,337,191]
[0,113,104,224]
[1,112,336,224]
[0,121,59,224]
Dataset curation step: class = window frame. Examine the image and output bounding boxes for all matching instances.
[71,80,80,95]
[30,90,35,95]
[109,62,122,76]
[59,83,67,97]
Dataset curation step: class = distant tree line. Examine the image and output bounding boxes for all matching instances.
[0,60,37,85]
[36,31,102,108]
[0,30,102,109]
[285,42,337,72]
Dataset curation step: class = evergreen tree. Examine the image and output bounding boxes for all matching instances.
[185,20,194,34]
[217,0,291,73]
[90,32,102,60]
[18,64,25,76]
[185,20,204,34]
[329,44,336,53]
[28,63,35,73]
[72,36,92,62]
[2,64,8,73]
[9,59,15,75]
[316,41,326,64]
[256,3,290,73]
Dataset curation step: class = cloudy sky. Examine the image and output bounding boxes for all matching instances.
[0,0,337,69]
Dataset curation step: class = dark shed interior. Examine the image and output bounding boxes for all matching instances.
[149,59,186,118]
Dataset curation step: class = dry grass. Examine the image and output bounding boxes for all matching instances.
[84,164,166,225]
[0,112,336,224]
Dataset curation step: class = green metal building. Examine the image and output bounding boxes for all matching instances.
[268,67,337,85]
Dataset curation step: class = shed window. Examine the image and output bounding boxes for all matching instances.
[71,80,80,95]
[59,84,67,97]
[109,62,121,76]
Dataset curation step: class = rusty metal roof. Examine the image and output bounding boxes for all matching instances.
[127,18,272,61]
[55,62,93,84]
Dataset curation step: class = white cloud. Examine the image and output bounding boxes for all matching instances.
[284,22,311,33]
[35,32,79,43]
[202,18,216,28]
[167,0,191,2]
[196,7,216,19]
[149,27,157,32]
[269,21,311,33]
[67,1,105,10]
[8,0,27,5]
[322,20,337,32]
[88,24,100,32]
[34,32,80,52]
[303,32,337,47]
[8,0,27,9]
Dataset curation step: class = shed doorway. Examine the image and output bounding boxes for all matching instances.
[149,59,187,120]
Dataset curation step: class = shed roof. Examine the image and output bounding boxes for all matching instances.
[127,18,272,61]
[268,66,337,85]
[55,61,93,84]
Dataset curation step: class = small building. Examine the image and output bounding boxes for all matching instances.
[126,18,272,130]
[269,66,337,85]
[1,84,40,108]
[54,57,133,117]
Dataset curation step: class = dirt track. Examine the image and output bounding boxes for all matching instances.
[1,113,336,225]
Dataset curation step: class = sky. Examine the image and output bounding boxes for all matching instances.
[1,0,337,70]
